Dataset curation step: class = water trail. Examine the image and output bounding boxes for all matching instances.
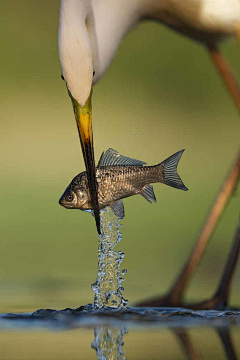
[91,207,128,309]
[91,326,127,360]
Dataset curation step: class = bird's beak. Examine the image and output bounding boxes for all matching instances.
[69,88,101,234]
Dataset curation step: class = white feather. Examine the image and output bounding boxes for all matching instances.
[58,0,240,105]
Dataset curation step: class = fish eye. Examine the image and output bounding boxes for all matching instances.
[66,194,74,202]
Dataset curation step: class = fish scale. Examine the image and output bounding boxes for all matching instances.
[59,148,188,219]
[97,166,160,203]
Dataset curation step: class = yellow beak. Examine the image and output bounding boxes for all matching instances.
[69,88,101,234]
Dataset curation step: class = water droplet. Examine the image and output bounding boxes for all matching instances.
[91,282,98,291]
[91,206,126,309]
[135,134,137,137]
[121,298,128,307]
[119,276,125,284]
[83,303,94,311]
[121,269,127,276]
[118,251,125,259]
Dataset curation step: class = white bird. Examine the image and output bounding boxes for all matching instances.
[58,0,240,234]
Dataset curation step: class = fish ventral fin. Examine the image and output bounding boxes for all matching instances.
[110,200,125,219]
[97,148,147,167]
[140,185,157,203]
[160,150,188,191]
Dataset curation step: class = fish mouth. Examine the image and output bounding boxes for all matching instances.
[58,197,76,209]
[58,197,68,208]
[69,89,101,234]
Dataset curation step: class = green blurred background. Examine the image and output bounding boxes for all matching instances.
[1,0,240,314]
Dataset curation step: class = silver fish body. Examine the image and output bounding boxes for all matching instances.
[59,148,188,218]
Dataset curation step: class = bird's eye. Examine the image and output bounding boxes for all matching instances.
[66,194,74,202]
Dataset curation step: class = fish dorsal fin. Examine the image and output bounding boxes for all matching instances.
[97,148,147,167]
[140,185,157,203]
[97,152,105,166]
[110,200,125,219]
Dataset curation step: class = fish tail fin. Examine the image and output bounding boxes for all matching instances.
[159,150,188,191]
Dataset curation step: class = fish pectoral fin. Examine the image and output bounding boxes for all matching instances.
[110,200,125,219]
[140,185,157,203]
[82,209,92,213]
[83,209,95,217]
[97,148,147,167]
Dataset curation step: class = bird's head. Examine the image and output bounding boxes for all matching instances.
[58,0,141,233]
[58,0,101,231]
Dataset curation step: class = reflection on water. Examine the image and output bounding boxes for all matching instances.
[217,328,238,360]
[175,327,239,360]
[91,325,239,360]
[0,308,240,359]
[91,207,128,309]
[173,329,202,360]
[92,326,127,360]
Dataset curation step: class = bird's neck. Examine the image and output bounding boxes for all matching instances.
[59,0,94,105]
[90,0,145,81]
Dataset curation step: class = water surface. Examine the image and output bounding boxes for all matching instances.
[0,307,240,359]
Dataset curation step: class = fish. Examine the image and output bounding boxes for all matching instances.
[59,148,188,219]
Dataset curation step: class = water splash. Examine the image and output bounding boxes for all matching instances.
[91,207,128,309]
[91,326,127,360]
